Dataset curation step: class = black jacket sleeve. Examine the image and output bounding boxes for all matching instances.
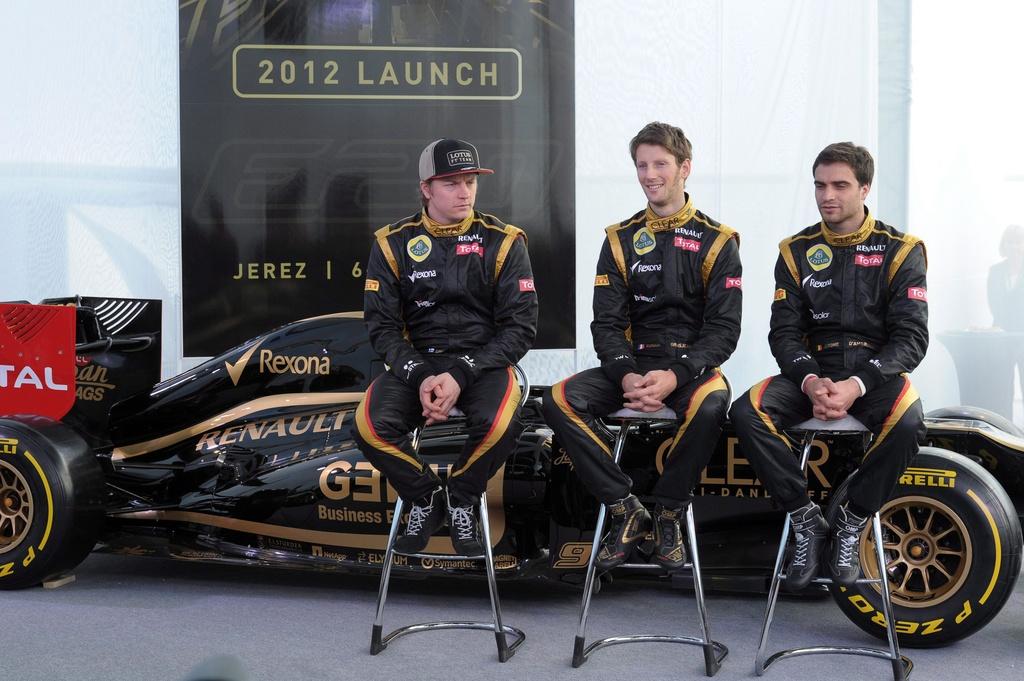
[363,238,431,388]
[669,236,742,384]
[851,243,929,391]
[591,236,639,386]
[447,235,538,389]
[768,249,821,386]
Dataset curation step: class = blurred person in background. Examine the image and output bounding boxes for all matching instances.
[988,224,1024,423]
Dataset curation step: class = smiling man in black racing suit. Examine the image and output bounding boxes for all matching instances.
[730,142,928,589]
[353,138,538,556]
[542,122,742,570]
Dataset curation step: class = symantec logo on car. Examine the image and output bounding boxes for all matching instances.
[0,303,76,419]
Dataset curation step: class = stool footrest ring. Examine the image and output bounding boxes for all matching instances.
[757,646,913,678]
[372,621,526,662]
[574,634,728,672]
[608,562,695,571]
[394,550,487,560]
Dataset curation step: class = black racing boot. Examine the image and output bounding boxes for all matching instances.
[394,486,446,554]
[447,491,484,556]
[783,502,828,591]
[595,494,652,570]
[829,504,869,586]
[652,503,687,571]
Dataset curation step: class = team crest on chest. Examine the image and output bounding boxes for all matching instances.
[633,227,656,255]
[407,235,432,262]
[806,244,832,272]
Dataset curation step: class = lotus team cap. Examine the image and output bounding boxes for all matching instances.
[418,138,494,182]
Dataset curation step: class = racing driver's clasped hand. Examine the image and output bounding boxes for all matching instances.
[419,372,462,425]
[803,376,861,420]
[622,370,678,412]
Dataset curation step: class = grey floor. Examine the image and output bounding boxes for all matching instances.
[2,553,1021,681]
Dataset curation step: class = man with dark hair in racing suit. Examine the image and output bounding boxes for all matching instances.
[730,141,928,589]
[353,138,538,555]
[543,122,742,570]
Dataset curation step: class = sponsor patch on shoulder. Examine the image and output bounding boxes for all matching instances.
[519,278,536,292]
[725,277,742,289]
[364,278,380,292]
[908,287,927,301]
[774,288,786,301]
[594,274,610,286]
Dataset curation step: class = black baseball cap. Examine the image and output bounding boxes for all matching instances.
[418,138,494,182]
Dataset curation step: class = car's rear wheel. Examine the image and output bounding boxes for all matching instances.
[827,447,1022,647]
[0,417,105,589]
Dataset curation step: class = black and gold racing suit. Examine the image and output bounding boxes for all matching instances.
[730,209,929,514]
[542,196,742,506]
[353,209,538,504]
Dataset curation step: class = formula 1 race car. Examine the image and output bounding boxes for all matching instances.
[0,297,1020,650]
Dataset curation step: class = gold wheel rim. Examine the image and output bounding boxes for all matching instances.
[0,460,34,555]
[860,495,972,609]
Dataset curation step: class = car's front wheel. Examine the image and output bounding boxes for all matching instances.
[827,447,1022,647]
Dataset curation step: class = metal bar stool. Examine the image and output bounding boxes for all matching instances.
[754,415,912,680]
[572,407,728,676]
[370,365,530,662]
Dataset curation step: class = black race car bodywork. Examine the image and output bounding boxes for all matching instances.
[0,297,1021,649]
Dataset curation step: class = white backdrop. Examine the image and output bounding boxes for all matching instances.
[907,0,1024,422]
[0,1,181,377]
[4,1,1001,418]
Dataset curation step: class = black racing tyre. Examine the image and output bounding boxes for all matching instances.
[826,447,1022,647]
[0,417,105,589]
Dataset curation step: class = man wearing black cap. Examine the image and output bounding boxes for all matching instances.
[354,139,538,555]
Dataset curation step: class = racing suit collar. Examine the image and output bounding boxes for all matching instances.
[421,210,475,237]
[645,194,696,232]
[821,208,876,246]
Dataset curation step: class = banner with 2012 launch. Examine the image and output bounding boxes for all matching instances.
[179,0,575,356]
